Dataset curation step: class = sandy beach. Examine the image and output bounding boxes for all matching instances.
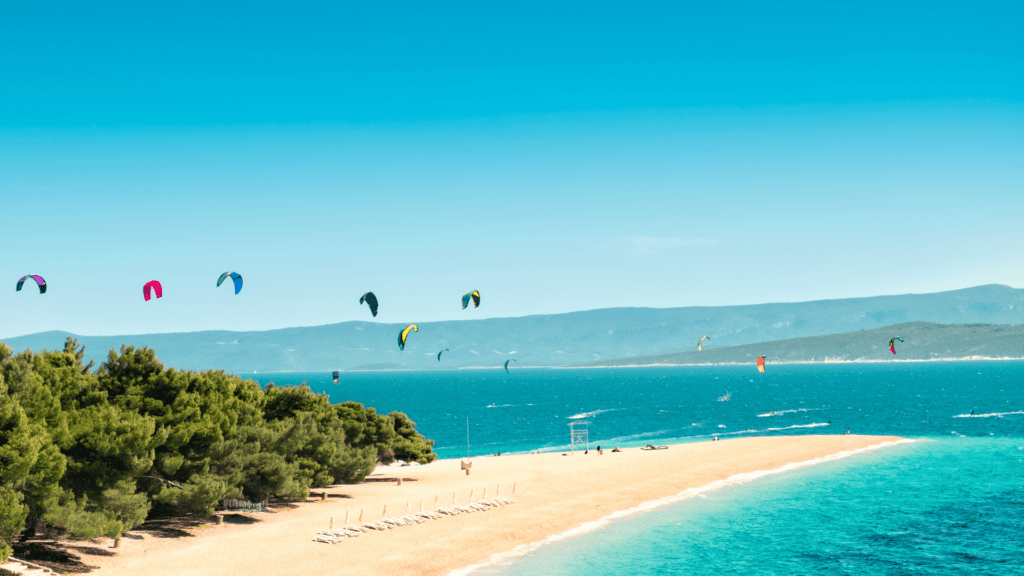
[58,435,901,576]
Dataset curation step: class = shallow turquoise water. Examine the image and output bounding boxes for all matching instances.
[473,438,1024,575]
[251,363,1024,575]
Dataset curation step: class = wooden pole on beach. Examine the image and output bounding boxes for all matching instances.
[406,500,411,514]
[345,510,350,524]
[513,481,517,494]
[419,499,423,512]
[434,495,439,509]
[359,509,364,523]
[453,491,457,505]
[330,517,334,529]
[382,504,387,518]
[483,488,487,499]
[497,483,501,496]
[470,489,474,501]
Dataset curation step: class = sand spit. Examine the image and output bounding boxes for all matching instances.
[40,435,904,576]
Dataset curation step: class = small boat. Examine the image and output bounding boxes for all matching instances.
[717,390,731,402]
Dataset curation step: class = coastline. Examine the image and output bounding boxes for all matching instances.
[69,434,903,576]
[572,356,1024,369]
[228,356,1024,377]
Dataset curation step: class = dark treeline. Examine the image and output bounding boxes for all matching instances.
[0,339,436,561]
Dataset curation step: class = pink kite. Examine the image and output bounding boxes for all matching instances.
[143,280,163,301]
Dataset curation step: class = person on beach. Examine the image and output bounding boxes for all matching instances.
[846,428,851,434]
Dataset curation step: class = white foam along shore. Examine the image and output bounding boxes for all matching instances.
[449,438,916,576]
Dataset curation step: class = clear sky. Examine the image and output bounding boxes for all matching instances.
[2,1,1022,339]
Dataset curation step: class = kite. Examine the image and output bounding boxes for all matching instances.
[217,272,243,294]
[756,356,766,373]
[143,280,163,301]
[332,371,339,383]
[360,292,379,317]
[437,348,449,361]
[397,325,418,350]
[698,335,710,351]
[16,275,46,294]
[462,290,481,309]
[504,359,516,374]
[889,337,904,355]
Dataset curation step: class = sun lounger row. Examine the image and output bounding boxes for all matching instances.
[313,497,515,543]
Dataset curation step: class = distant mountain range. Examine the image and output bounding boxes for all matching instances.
[2,284,1022,372]
[582,321,1024,366]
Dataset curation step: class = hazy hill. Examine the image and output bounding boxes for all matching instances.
[2,284,1022,372]
[582,322,1024,367]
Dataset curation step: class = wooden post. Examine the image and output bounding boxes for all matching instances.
[453,491,457,505]
[419,499,424,512]
[497,483,501,496]
[482,488,487,499]
[330,517,334,529]
[513,481,517,494]
[470,489,474,501]
[434,495,438,509]
[345,510,350,524]
[382,504,387,518]
[359,509,364,522]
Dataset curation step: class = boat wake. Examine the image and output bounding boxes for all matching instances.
[757,408,820,418]
[697,422,831,439]
[953,410,1024,418]
[568,409,619,420]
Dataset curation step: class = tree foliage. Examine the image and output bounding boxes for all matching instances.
[0,339,436,551]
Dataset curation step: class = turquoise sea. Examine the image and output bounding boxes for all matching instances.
[252,362,1024,575]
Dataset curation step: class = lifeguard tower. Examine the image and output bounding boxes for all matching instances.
[569,420,590,454]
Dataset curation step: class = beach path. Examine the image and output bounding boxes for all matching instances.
[78,435,901,576]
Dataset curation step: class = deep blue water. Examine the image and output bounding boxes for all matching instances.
[253,362,1024,457]
[251,362,1024,575]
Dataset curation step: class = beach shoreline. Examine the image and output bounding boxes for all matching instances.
[31,434,905,576]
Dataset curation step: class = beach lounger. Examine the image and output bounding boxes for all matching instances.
[468,503,490,511]
[344,524,366,533]
[401,514,426,523]
[453,505,474,513]
[314,532,345,544]
[435,507,458,516]
[363,521,389,530]
[415,511,441,520]
[493,497,515,504]
[325,528,360,538]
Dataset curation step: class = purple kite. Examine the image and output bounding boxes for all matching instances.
[143,280,163,301]
[16,275,46,294]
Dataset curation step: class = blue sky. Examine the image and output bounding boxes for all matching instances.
[2,1,1022,338]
